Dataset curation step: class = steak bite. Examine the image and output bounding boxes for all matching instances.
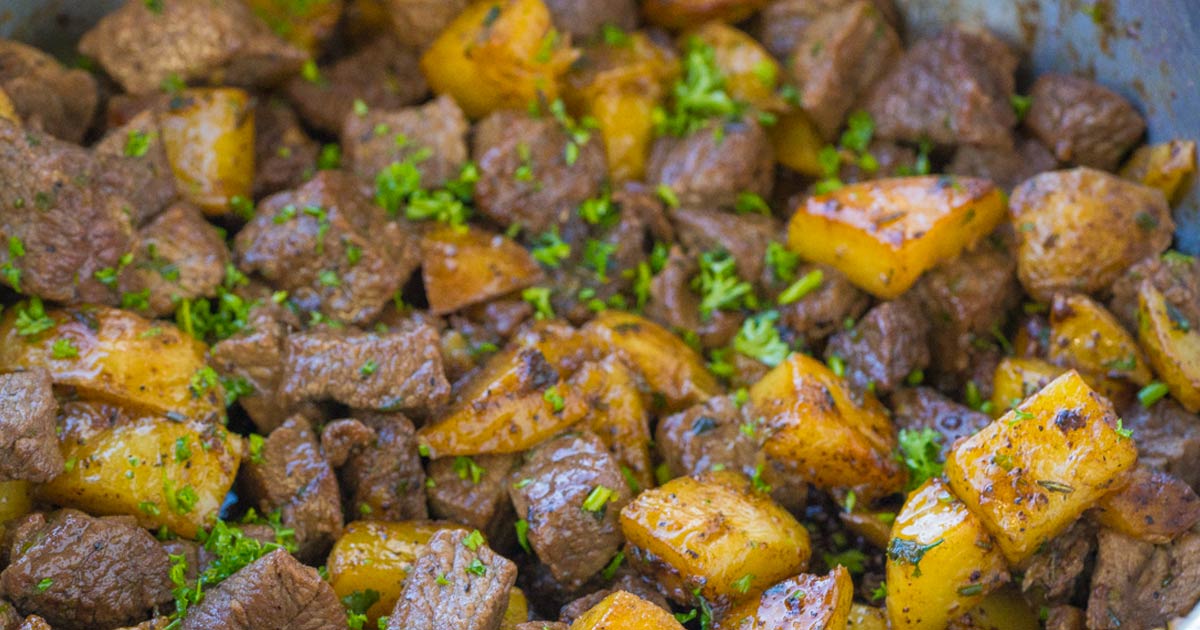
[427,453,520,544]
[253,99,318,199]
[339,413,429,521]
[0,369,61,483]
[116,202,230,318]
[341,94,469,188]
[0,39,98,143]
[646,120,774,210]
[92,109,179,226]
[1024,74,1146,171]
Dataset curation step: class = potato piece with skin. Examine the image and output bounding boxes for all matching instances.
[327,520,469,623]
[787,176,1006,299]
[945,371,1139,565]
[718,567,854,630]
[1120,140,1197,204]
[1048,294,1153,386]
[159,88,254,215]
[37,401,241,539]
[0,480,31,539]
[885,478,1009,630]
[569,590,685,630]
[1137,281,1200,412]
[1009,168,1174,301]
[0,87,17,124]
[0,304,224,424]
[501,588,530,629]
[749,353,905,500]
[962,585,1041,630]
[421,225,544,315]
[989,357,1066,419]
[574,357,656,491]
[1091,467,1200,544]
[770,112,825,178]
[687,22,782,111]
[642,0,769,30]
[620,471,811,609]
[846,604,888,630]
[420,0,578,120]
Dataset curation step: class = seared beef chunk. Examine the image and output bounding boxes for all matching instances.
[889,387,990,455]
[947,137,1059,191]
[285,36,428,135]
[865,28,1018,148]
[837,140,917,183]
[179,548,345,630]
[342,94,469,188]
[340,413,428,521]
[788,1,901,139]
[1096,467,1200,543]
[545,0,637,39]
[93,109,178,225]
[278,323,450,413]
[1109,252,1200,334]
[0,40,97,143]
[0,120,135,304]
[656,394,755,479]
[319,418,375,468]
[240,417,342,560]
[824,299,931,396]
[0,510,171,630]
[776,264,871,344]
[671,207,777,284]
[647,120,773,210]
[253,99,318,198]
[78,0,305,94]
[383,0,470,50]
[1087,527,1200,629]
[1120,398,1200,490]
[756,0,901,61]
[1022,520,1096,604]
[427,453,519,544]
[234,170,421,324]
[386,529,518,630]
[509,432,630,589]
[473,110,607,233]
[644,246,743,349]
[0,369,60,483]
[1025,74,1146,171]
[116,203,229,317]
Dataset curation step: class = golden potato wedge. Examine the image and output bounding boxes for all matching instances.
[749,353,905,499]
[159,88,255,215]
[945,371,1138,565]
[988,357,1066,418]
[1137,281,1200,412]
[846,604,888,630]
[421,0,578,119]
[1047,294,1153,386]
[0,87,18,124]
[38,401,241,538]
[718,567,853,630]
[770,112,825,178]
[1009,168,1174,301]
[1120,140,1197,204]
[0,480,31,538]
[787,176,1006,298]
[619,471,811,609]
[570,590,685,630]
[422,225,545,315]
[583,311,721,412]
[327,520,469,623]
[1092,467,1200,544]
[574,357,655,491]
[885,479,1009,630]
[245,0,343,53]
[642,0,769,30]
[687,22,782,111]
[502,587,530,629]
[962,585,1041,630]
[0,304,224,423]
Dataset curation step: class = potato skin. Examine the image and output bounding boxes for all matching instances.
[1137,281,1200,412]
[1009,167,1174,301]
[570,590,685,630]
[159,88,255,215]
[1092,467,1200,544]
[574,356,656,491]
[1120,140,1197,204]
[846,604,888,630]
[642,0,769,30]
[885,479,1009,630]
[619,471,811,610]
[945,371,1138,565]
[501,588,529,630]
[421,225,544,315]
[718,567,853,630]
[1047,293,1152,386]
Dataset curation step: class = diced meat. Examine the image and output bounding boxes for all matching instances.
[1045,606,1086,630]
[671,207,777,285]
[474,110,607,233]
[383,0,471,50]
[1109,253,1200,335]
[1120,398,1200,490]
[0,510,172,630]
[545,0,637,39]
[864,28,1019,148]
[838,140,917,183]
[239,417,342,561]
[775,264,870,344]
[92,109,178,225]
[788,1,901,139]
[286,35,428,135]
[340,413,429,521]
[0,600,18,630]
[644,246,743,349]
[1087,527,1200,630]
[0,120,135,304]
[1095,467,1200,544]
[78,0,306,94]
[0,39,97,143]
[516,623,568,630]
[1024,74,1146,171]
[427,453,520,544]
[319,418,375,468]
[509,432,630,590]
[179,548,345,630]
[253,99,318,198]
[889,387,991,455]
[116,202,229,317]
[342,94,469,188]
[756,0,901,61]
[656,394,755,479]
[234,170,421,324]
[1022,520,1096,603]
[947,137,1059,191]
[646,120,774,210]
[824,298,931,396]
[386,529,518,630]
[0,370,60,483]
[278,324,451,413]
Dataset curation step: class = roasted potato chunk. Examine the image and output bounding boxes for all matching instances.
[687,22,782,111]
[244,0,343,54]
[0,87,17,124]
[421,0,578,119]
[159,88,255,215]
[1120,140,1197,204]
[945,371,1138,564]
[0,480,31,538]
[1091,467,1200,544]
[421,225,544,315]
[1137,281,1200,412]
[846,604,888,630]
[1047,294,1153,386]
[570,590,685,630]
[786,176,1006,298]
[718,568,853,630]
[620,471,811,609]
[642,0,769,30]
[38,401,241,538]
[1009,168,1174,301]
[0,304,224,423]
[885,479,1009,630]
[962,586,1041,630]
[770,112,825,178]
[501,587,529,629]
[749,353,905,499]
[574,356,656,491]
[988,357,1066,418]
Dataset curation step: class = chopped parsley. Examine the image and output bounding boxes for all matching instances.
[778,269,823,305]
[692,249,754,320]
[531,228,571,267]
[465,558,487,576]
[317,144,341,170]
[583,239,616,282]
[897,427,944,490]
[50,337,78,359]
[582,485,615,513]
[656,38,743,137]
[1010,94,1033,121]
[733,310,789,367]
[1138,381,1169,408]
[734,192,770,215]
[522,287,555,320]
[359,359,378,377]
[124,129,151,157]
[453,456,484,484]
[887,537,944,577]
[731,573,755,593]
[543,385,565,412]
[462,530,485,551]
[515,519,531,553]
[15,298,55,337]
[764,242,799,283]
[602,551,625,580]
[823,548,867,574]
